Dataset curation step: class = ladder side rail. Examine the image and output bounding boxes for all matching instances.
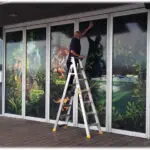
[53,65,74,131]
[71,57,91,138]
[65,96,73,124]
[78,59,102,131]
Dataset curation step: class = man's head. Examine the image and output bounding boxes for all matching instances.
[74,31,81,39]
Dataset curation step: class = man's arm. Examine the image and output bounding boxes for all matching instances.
[70,50,80,57]
[70,50,85,59]
[81,22,93,37]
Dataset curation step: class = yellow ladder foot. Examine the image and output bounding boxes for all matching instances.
[86,135,91,139]
[52,128,56,132]
[99,131,103,135]
[63,125,68,129]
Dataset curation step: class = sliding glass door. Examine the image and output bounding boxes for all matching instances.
[26,28,46,118]
[78,18,107,127]
[50,23,74,122]
[112,13,147,133]
[5,31,23,114]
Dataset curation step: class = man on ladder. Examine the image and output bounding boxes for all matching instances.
[66,22,94,91]
[52,22,103,139]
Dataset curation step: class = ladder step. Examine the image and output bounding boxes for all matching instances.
[68,83,76,87]
[79,78,87,81]
[60,114,70,118]
[84,100,92,104]
[63,104,72,107]
[89,123,99,127]
[81,89,89,93]
[70,73,75,75]
[78,73,83,75]
[86,112,96,116]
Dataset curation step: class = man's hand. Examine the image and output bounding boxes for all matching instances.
[88,22,94,30]
[81,21,94,37]
[79,55,85,60]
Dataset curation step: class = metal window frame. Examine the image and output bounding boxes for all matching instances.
[2,28,5,115]
[106,14,113,133]
[4,27,24,33]
[22,28,26,118]
[111,129,146,139]
[146,9,150,139]
[45,25,50,122]
[26,24,47,30]
[73,19,79,127]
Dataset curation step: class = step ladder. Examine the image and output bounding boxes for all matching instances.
[52,56,103,139]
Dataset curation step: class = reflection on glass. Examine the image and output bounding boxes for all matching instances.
[26,28,46,118]
[5,31,23,114]
[112,13,147,132]
[79,19,107,126]
[50,24,74,121]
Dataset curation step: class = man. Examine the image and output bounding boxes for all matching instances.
[67,22,93,91]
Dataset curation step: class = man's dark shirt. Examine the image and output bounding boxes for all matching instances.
[68,37,81,62]
[66,37,81,85]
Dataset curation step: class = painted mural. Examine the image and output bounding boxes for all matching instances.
[78,19,107,126]
[5,31,23,114]
[26,28,46,118]
[112,13,147,133]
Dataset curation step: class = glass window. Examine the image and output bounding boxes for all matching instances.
[112,13,147,133]
[5,31,23,114]
[79,19,107,126]
[50,24,74,121]
[26,28,46,118]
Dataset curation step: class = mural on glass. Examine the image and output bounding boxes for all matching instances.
[26,28,46,118]
[5,31,23,114]
[50,24,74,121]
[112,13,147,132]
[79,19,107,126]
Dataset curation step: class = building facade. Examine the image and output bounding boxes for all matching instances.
[0,3,150,139]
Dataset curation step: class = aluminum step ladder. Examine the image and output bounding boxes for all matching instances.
[52,56,103,139]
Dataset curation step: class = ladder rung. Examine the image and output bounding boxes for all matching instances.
[78,73,82,75]
[84,101,92,104]
[86,112,95,116]
[89,123,99,127]
[68,84,76,87]
[60,114,70,118]
[63,104,72,107]
[70,73,75,75]
[81,89,89,93]
[79,78,87,81]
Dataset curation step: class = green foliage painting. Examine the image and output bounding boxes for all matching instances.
[50,24,74,120]
[5,31,23,114]
[112,13,147,133]
[26,28,46,118]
